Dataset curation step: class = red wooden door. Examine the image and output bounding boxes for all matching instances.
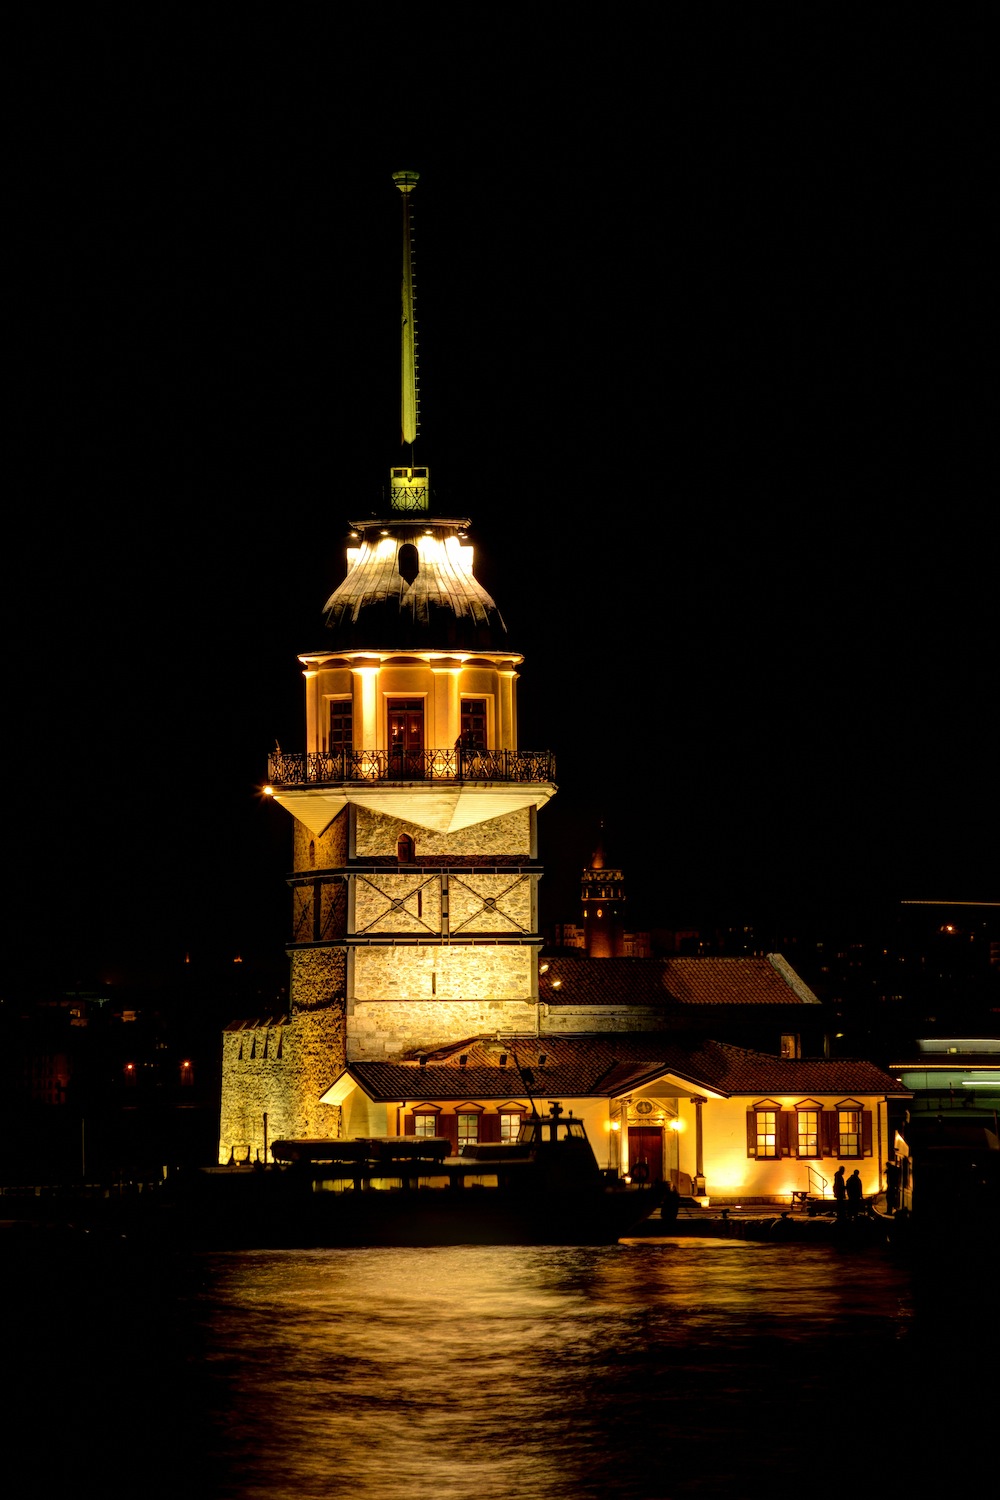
[627,1125,664,1184]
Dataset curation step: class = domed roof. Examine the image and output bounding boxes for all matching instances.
[322,515,507,651]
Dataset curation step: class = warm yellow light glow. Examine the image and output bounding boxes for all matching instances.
[551,979,562,988]
[610,1120,621,1132]
[669,1118,685,1132]
[263,785,274,797]
[707,1166,749,1191]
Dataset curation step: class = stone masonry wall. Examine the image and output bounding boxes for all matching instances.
[355,806,532,857]
[293,807,349,872]
[347,997,540,1059]
[353,870,532,938]
[352,943,534,1003]
[539,1006,672,1034]
[218,1002,344,1163]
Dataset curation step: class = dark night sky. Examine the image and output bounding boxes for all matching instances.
[5,13,996,993]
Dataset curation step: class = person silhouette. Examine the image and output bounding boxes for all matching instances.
[884,1158,901,1213]
[832,1165,847,1217]
[846,1169,863,1216]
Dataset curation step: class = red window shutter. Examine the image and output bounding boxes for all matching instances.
[862,1109,873,1157]
[820,1110,837,1156]
[403,1113,416,1136]
[480,1112,501,1143]
[439,1113,458,1152]
[746,1110,756,1156]
[779,1111,793,1157]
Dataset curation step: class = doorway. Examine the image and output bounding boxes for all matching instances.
[627,1125,664,1185]
[388,699,424,777]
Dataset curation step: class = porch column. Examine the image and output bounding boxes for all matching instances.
[691,1094,706,1195]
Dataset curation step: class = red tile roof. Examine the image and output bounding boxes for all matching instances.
[538,955,820,1008]
[341,1034,906,1102]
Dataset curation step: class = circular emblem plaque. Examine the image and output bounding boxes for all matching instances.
[635,1100,654,1116]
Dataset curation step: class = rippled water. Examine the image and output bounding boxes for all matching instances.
[10,1234,994,1499]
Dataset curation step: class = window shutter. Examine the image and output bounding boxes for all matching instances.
[746,1110,756,1156]
[862,1109,873,1157]
[779,1111,793,1157]
[820,1110,837,1157]
[480,1113,501,1143]
[403,1113,415,1136]
[439,1113,458,1152]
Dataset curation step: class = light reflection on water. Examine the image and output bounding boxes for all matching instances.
[190,1240,918,1500]
[12,1234,994,1499]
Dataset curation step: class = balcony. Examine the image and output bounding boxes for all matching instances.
[267,747,556,788]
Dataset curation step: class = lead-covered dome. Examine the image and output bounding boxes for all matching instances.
[322,513,507,651]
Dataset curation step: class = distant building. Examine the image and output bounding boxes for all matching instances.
[575,823,651,958]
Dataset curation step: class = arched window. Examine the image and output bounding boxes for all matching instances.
[397,834,415,862]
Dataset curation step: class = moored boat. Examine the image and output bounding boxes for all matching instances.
[161,1107,669,1249]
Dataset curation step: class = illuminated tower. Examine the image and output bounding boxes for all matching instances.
[219,173,556,1159]
[581,824,626,958]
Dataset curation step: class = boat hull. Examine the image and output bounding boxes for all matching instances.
[150,1171,668,1250]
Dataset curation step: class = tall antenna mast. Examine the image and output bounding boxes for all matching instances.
[392,170,420,448]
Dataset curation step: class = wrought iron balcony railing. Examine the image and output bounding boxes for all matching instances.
[267,747,556,788]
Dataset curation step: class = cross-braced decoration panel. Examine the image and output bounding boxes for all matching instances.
[353,873,443,935]
[447,873,532,934]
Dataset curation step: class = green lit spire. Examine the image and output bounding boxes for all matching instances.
[392,170,420,446]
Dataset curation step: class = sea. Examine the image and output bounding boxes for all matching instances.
[7,1230,995,1499]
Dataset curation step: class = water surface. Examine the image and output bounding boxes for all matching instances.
[11,1235,993,1498]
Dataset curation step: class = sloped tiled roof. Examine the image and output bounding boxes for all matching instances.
[339,1034,907,1103]
[538,955,820,1008]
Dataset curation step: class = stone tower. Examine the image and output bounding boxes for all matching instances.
[581,824,626,959]
[218,173,556,1162]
